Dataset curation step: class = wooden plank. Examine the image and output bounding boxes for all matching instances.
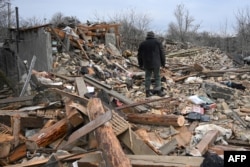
[202,68,250,74]
[69,102,88,116]
[188,121,199,132]
[44,154,63,167]
[240,107,250,113]
[50,72,75,82]
[127,155,204,167]
[77,151,105,167]
[50,88,88,106]
[209,144,250,156]
[135,129,164,154]
[75,77,88,97]
[227,139,250,147]
[84,74,112,90]
[5,151,103,167]
[116,96,171,110]
[48,27,85,51]
[61,109,112,150]
[63,98,84,128]
[174,126,192,147]
[83,76,148,112]
[11,114,21,147]
[67,108,84,128]
[195,130,219,155]
[0,110,44,129]
[190,130,219,156]
[159,138,178,155]
[0,96,33,104]
[119,129,157,155]
[167,48,203,58]
[222,102,248,128]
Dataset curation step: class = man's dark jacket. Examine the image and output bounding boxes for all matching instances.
[137,37,165,69]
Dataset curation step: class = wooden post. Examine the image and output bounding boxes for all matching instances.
[87,98,132,167]
[126,113,185,127]
[11,114,21,147]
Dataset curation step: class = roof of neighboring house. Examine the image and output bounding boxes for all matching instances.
[9,23,52,32]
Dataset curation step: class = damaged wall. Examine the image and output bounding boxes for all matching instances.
[0,48,16,77]
[0,47,18,88]
[9,26,53,73]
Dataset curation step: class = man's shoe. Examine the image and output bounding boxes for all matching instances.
[146,90,153,97]
[157,90,166,97]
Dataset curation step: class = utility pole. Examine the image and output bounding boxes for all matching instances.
[7,2,11,28]
[15,7,20,53]
[15,7,21,94]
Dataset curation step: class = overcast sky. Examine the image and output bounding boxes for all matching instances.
[12,0,250,34]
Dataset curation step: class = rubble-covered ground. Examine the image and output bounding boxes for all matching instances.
[1,23,250,167]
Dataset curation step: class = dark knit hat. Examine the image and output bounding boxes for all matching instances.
[147,31,155,38]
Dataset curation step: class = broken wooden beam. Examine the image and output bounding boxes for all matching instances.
[64,98,85,127]
[7,118,70,163]
[190,130,219,156]
[222,102,249,128]
[174,73,197,82]
[87,98,132,167]
[159,138,178,155]
[127,155,204,167]
[83,76,148,112]
[115,96,172,110]
[84,74,112,90]
[240,107,250,113]
[195,130,219,155]
[4,151,104,167]
[0,96,34,109]
[201,68,250,74]
[0,110,44,129]
[75,77,88,97]
[60,108,112,150]
[209,144,249,156]
[11,114,21,147]
[118,129,157,155]
[126,113,185,127]
[76,151,106,167]
[47,27,85,52]
[49,88,88,106]
[167,48,203,58]
[0,96,34,105]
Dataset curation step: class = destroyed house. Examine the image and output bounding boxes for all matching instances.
[0,22,121,93]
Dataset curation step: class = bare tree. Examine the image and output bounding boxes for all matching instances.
[0,0,11,41]
[167,4,200,43]
[20,16,45,28]
[109,8,152,51]
[50,12,64,26]
[50,12,80,28]
[235,6,250,56]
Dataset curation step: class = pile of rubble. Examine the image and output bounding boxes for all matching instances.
[1,23,250,167]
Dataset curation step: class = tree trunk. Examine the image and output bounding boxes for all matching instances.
[126,113,185,127]
[87,98,132,167]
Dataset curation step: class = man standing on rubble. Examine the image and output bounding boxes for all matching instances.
[137,31,166,97]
